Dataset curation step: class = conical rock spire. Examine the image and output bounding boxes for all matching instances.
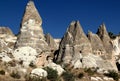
[21,0,42,26]
[15,1,49,53]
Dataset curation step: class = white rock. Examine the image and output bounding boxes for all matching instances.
[47,61,64,75]
[31,68,47,78]
[103,77,113,81]
[82,54,98,68]
[0,52,12,62]
[71,60,82,69]
[91,77,98,81]
[13,46,38,67]
[96,77,103,81]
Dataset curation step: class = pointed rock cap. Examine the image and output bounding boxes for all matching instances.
[21,0,42,25]
[45,33,57,50]
[0,27,14,36]
[97,23,113,59]
[97,23,109,38]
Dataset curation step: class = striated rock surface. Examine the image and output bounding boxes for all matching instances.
[0,27,17,52]
[54,39,61,49]
[57,21,92,64]
[15,1,49,53]
[97,24,113,59]
[88,31,106,57]
[45,33,57,51]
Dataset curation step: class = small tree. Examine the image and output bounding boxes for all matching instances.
[62,71,75,81]
[10,71,21,79]
[44,67,58,81]
[104,70,119,81]
[0,70,5,75]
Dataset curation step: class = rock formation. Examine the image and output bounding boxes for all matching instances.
[97,24,113,59]
[15,0,49,53]
[88,31,106,57]
[57,21,92,64]
[45,33,57,51]
[0,0,120,80]
[0,27,17,53]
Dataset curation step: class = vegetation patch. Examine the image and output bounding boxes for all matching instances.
[44,67,58,81]
[0,70,5,75]
[10,71,21,79]
[104,70,119,81]
[62,71,75,81]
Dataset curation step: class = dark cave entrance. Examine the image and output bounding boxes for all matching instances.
[116,62,120,71]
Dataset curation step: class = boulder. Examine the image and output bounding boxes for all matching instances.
[31,68,47,78]
[46,59,64,75]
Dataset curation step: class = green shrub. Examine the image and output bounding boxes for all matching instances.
[78,72,84,79]
[10,71,21,79]
[62,71,75,81]
[104,70,119,81]
[0,70,5,75]
[84,68,96,76]
[44,67,58,81]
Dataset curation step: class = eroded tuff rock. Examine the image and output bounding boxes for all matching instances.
[13,46,38,68]
[97,24,113,59]
[0,27,17,52]
[57,21,92,64]
[88,31,106,57]
[111,36,120,65]
[15,1,49,53]
[45,33,57,51]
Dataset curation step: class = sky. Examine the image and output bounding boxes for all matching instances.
[0,0,120,38]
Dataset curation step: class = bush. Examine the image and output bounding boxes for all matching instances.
[44,67,58,81]
[84,68,96,76]
[104,70,119,81]
[62,71,75,81]
[78,72,84,79]
[0,70,5,75]
[10,71,21,79]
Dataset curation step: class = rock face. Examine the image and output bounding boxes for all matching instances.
[0,27,17,52]
[111,36,120,66]
[15,1,49,53]
[45,33,57,51]
[57,21,92,64]
[13,46,38,68]
[54,39,61,49]
[88,31,106,57]
[0,52,12,62]
[97,24,113,59]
